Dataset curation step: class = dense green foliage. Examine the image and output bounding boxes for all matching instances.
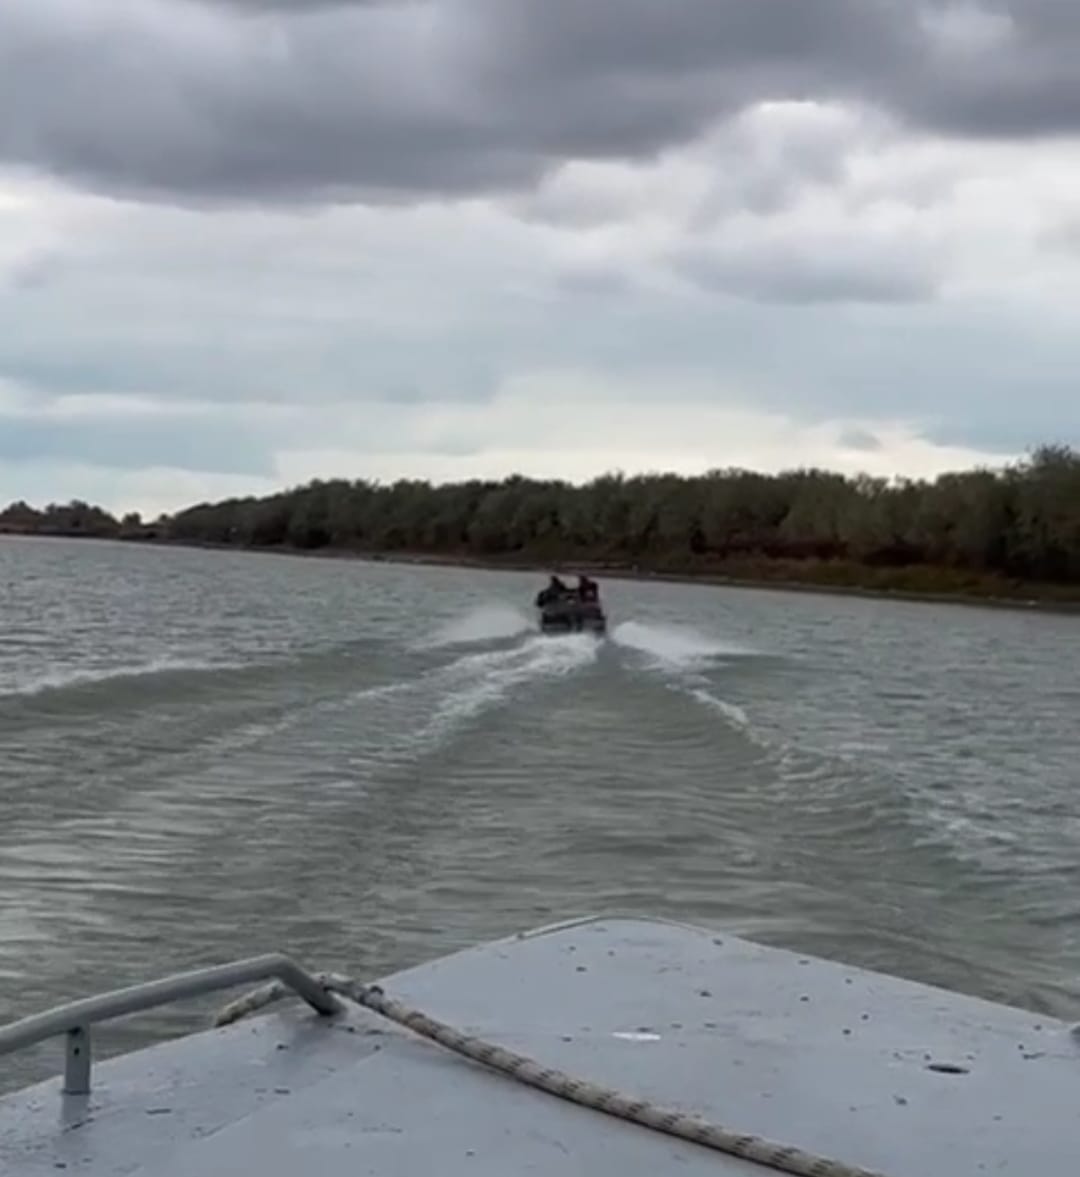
[0,499,129,539]
[5,445,1080,596]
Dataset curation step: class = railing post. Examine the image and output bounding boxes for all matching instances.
[0,953,340,1096]
[64,1025,91,1095]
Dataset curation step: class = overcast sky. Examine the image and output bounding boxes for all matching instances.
[2,0,1079,515]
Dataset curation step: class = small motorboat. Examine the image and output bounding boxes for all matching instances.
[535,573,607,635]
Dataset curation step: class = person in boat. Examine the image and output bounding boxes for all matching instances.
[577,574,599,603]
[536,574,569,608]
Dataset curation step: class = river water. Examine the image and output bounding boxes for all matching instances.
[1,536,1078,1091]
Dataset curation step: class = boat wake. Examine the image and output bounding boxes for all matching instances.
[609,620,762,739]
[418,617,758,748]
[342,631,601,769]
[609,620,754,669]
[419,634,598,743]
[0,656,242,702]
[422,603,534,649]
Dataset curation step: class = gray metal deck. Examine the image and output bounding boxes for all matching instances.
[1,915,1078,1175]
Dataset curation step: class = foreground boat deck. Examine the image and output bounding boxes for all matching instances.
[2,915,1078,1175]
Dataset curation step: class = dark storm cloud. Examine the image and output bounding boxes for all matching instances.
[3,2,1080,210]
[886,2,1080,139]
[0,1,534,204]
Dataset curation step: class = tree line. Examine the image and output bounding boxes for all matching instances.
[3,444,1080,595]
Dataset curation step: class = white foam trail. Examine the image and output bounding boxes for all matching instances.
[667,681,780,756]
[334,632,600,771]
[610,620,753,669]
[610,620,767,746]
[683,686,750,730]
[418,633,599,746]
[424,603,533,648]
[2,656,236,699]
[206,680,412,755]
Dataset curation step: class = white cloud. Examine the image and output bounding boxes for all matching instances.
[274,400,1010,494]
[0,459,278,519]
[2,357,1017,517]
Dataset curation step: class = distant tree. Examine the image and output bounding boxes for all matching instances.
[5,443,1080,593]
[0,500,43,533]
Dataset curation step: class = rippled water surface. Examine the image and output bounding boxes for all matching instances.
[2,535,1079,1090]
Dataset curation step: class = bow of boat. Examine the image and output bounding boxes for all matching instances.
[2,915,1078,1176]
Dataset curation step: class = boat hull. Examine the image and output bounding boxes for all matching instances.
[3,915,1078,1175]
[537,603,607,635]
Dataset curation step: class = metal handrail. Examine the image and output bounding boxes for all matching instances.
[0,953,341,1095]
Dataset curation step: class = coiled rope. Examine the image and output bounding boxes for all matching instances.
[214,973,891,1177]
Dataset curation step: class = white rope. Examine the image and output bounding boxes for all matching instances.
[214,974,891,1177]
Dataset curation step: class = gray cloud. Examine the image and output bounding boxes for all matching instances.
[208,1,401,8]
[4,1,1074,210]
[552,265,637,298]
[0,415,273,476]
[838,429,884,452]
[890,5,1080,140]
[0,200,1071,457]
[2,258,1075,471]
[671,235,940,305]
[2,251,64,293]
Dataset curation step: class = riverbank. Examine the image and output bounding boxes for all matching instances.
[99,535,1080,615]
[359,549,1080,614]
